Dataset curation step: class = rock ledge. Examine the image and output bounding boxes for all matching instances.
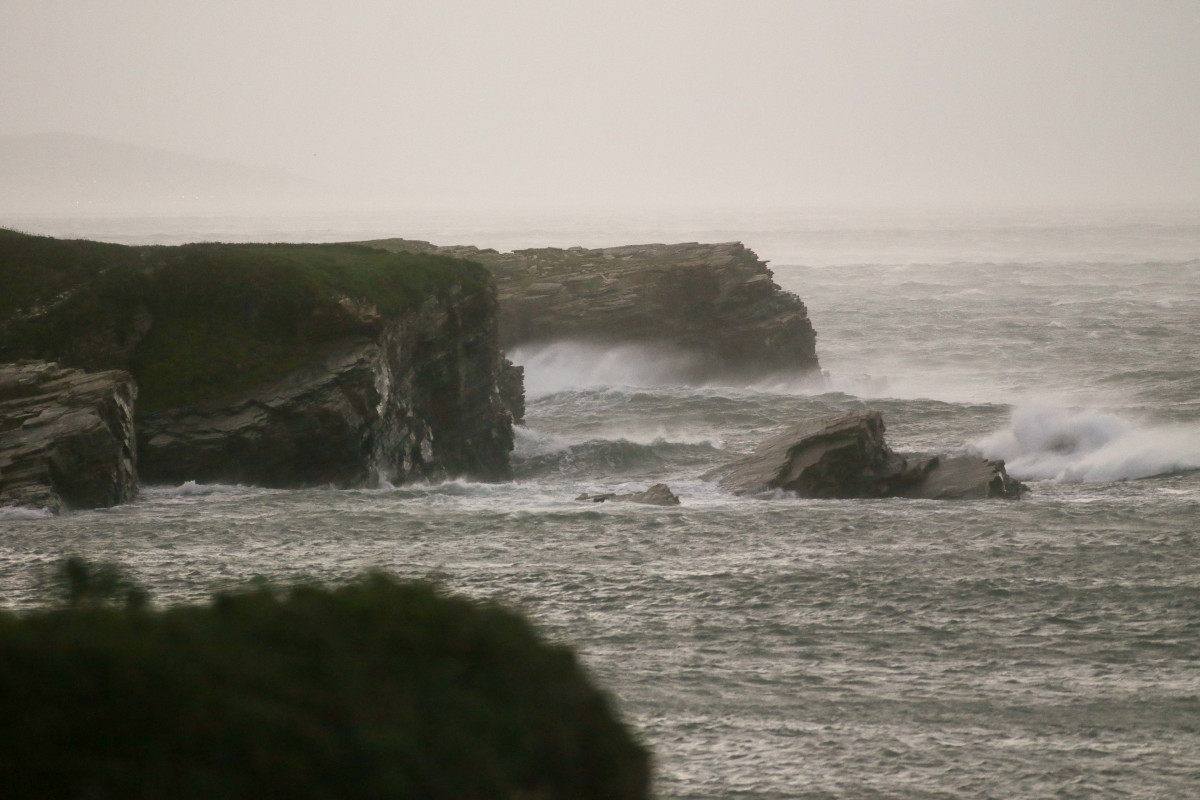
[702,411,1026,500]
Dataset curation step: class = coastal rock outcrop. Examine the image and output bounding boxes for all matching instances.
[575,483,682,506]
[361,239,820,382]
[702,410,1026,500]
[0,361,137,512]
[0,230,519,489]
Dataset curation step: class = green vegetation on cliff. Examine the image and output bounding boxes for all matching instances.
[0,229,491,411]
[0,568,650,800]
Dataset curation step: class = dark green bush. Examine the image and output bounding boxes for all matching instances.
[0,571,650,800]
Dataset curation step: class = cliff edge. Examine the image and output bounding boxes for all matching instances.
[362,239,820,381]
[0,229,518,493]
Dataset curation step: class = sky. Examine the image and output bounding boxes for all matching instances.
[1,0,1198,210]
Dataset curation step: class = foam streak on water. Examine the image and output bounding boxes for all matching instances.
[2,210,1199,798]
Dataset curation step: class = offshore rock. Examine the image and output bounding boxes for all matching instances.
[898,455,1028,500]
[0,361,137,513]
[360,239,820,382]
[140,288,515,488]
[702,410,1026,500]
[576,483,682,506]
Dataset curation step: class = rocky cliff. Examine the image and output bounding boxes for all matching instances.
[0,362,138,512]
[361,239,820,381]
[0,230,519,492]
[137,286,515,488]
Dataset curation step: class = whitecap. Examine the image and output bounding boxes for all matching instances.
[511,341,702,398]
[0,505,54,520]
[973,404,1200,482]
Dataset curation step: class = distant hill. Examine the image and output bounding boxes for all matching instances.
[0,133,338,214]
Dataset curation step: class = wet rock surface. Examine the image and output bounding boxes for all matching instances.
[361,239,820,381]
[702,410,1026,500]
[0,361,137,512]
[576,483,682,506]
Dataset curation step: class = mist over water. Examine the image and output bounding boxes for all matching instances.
[513,341,706,398]
[2,209,1199,798]
[975,405,1200,483]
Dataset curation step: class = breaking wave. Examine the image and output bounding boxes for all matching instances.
[974,404,1200,482]
[0,505,54,520]
[511,341,703,398]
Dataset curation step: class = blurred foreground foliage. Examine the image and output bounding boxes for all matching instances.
[39,555,150,610]
[0,567,650,800]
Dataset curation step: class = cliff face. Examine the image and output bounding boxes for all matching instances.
[0,362,138,512]
[138,288,515,487]
[362,239,820,381]
[0,231,519,493]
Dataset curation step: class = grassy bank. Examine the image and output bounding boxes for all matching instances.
[0,230,491,410]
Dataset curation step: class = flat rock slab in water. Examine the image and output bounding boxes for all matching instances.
[701,410,1026,500]
[576,483,682,506]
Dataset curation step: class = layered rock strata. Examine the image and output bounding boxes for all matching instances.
[0,231,520,490]
[139,289,515,487]
[0,362,137,512]
[361,239,820,381]
[702,410,1026,500]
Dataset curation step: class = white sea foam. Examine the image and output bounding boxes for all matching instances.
[512,341,701,398]
[592,426,725,448]
[140,480,258,500]
[974,404,1200,482]
[0,505,53,519]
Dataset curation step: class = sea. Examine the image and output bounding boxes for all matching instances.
[2,206,1199,799]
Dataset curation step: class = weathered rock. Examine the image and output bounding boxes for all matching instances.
[0,231,520,489]
[361,239,820,382]
[576,483,682,506]
[498,357,526,425]
[0,361,137,512]
[702,410,1026,500]
[140,287,515,488]
[898,455,1027,500]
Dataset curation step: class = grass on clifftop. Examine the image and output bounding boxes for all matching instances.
[0,230,491,411]
[0,565,650,800]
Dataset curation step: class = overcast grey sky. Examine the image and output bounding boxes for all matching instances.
[2,0,1197,209]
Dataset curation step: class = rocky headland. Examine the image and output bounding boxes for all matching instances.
[0,229,520,509]
[360,239,820,382]
[703,410,1027,500]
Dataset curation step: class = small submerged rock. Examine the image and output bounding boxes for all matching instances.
[701,410,1026,500]
[576,483,682,506]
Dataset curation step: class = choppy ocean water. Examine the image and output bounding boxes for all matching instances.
[2,209,1199,798]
